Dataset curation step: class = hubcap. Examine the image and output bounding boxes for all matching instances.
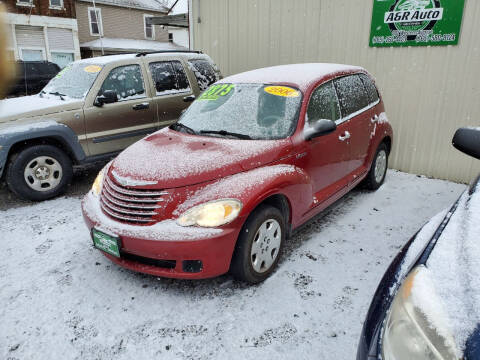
[374,150,387,183]
[24,156,63,192]
[250,219,282,273]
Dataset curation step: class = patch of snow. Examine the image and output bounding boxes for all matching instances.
[219,63,364,91]
[110,170,157,187]
[112,129,285,184]
[0,120,66,137]
[83,192,222,241]
[78,0,168,12]
[415,186,480,352]
[0,170,465,359]
[174,165,298,214]
[80,37,187,53]
[0,95,79,120]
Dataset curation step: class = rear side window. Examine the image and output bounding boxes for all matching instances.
[189,59,218,91]
[100,64,146,101]
[307,81,340,124]
[359,73,379,104]
[334,75,369,118]
[149,60,191,95]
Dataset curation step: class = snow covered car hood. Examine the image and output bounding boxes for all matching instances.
[0,95,82,122]
[402,178,480,356]
[109,127,292,189]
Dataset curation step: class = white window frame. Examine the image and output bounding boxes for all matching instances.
[50,50,75,68]
[144,14,155,40]
[88,7,103,36]
[49,0,64,10]
[16,0,34,7]
[19,47,46,61]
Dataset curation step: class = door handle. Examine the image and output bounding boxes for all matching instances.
[371,114,379,123]
[132,102,150,110]
[339,131,351,141]
[183,95,196,102]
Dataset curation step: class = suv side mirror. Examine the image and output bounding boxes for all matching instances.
[452,127,480,160]
[95,90,118,106]
[305,119,337,140]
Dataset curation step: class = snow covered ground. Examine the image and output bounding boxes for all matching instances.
[0,170,465,360]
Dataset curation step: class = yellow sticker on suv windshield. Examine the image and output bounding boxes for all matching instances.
[264,86,300,98]
[84,65,102,73]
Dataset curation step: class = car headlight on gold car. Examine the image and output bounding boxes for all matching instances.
[91,167,106,196]
[382,266,459,360]
[177,199,242,227]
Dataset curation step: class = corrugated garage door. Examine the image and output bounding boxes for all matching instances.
[47,27,74,50]
[15,25,45,48]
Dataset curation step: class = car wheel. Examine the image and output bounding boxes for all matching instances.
[364,143,389,190]
[230,204,285,283]
[6,145,73,201]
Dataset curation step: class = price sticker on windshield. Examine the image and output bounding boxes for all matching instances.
[199,84,235,100]
[264,86,300,98]
[84,65,102,73]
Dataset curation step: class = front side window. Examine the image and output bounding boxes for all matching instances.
[149,60,191,95]
[99,64,146,101]
[88,7,103,36]
[49,0,62,8]
[189,59,218,91]
[334,75,369,118]
[144,15,154,40]
[42,62,102,99]
[306,81,340,124]
[177,83,302,140]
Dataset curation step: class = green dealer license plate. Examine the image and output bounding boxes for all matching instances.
[92,228,121,258]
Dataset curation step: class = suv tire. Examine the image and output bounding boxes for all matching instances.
[6,145,73,201]
[364,142,389,190]
[230,204,285,283]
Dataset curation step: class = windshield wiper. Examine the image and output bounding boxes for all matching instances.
[199,129,252,140]
[170,122,196,135]
[49,91,66,101]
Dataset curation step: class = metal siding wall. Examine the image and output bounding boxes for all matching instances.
[192,0,480,183]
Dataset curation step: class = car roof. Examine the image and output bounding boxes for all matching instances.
[75,52,211,65]
[218,63,365,91]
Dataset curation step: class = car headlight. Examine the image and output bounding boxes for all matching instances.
[177,199,242,227]
[91,167,106,196]
[382,266,459,360]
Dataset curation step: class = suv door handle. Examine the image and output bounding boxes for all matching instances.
[183,95,196,102]
[132,102,150,110]
[339,131,351,141]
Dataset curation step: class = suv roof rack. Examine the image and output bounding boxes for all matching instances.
[135,50,203,57]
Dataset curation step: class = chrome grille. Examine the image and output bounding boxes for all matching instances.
[100,175,167,224]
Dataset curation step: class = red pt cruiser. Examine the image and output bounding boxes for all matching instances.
[82,63,393,283]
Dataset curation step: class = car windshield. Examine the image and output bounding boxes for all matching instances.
[42,63,103,99]
[177,83,302,140]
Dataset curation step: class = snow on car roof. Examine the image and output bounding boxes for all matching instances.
[218,63,365,91]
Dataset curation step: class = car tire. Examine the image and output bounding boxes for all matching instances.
[230,204,286,284]
[6,145,73,201]
[364,142,389,190]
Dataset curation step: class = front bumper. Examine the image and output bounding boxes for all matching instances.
[82,192,244,279]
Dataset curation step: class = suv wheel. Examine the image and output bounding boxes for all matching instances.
[6,145,73,201]
[230,204,285,283]
[364,143,389,190]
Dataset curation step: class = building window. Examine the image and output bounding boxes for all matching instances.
[88,7,103,36]
[51,52,74,69]
[168,33,173,42]
[49,0,63,9]
[144,15,155,40]
[20,48,45,61]
[16,0,34,7]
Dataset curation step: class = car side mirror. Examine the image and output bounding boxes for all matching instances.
[94,90,118,106]
[452,127,480,160]
[305,119,337,140]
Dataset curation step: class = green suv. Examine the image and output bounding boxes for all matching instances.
[0,51,221,201]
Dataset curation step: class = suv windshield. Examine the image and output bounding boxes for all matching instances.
[177,83,302,140]
[42,63,103,99]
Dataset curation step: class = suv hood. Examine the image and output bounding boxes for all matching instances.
[109,128,292,189]
[0,95,82,123]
